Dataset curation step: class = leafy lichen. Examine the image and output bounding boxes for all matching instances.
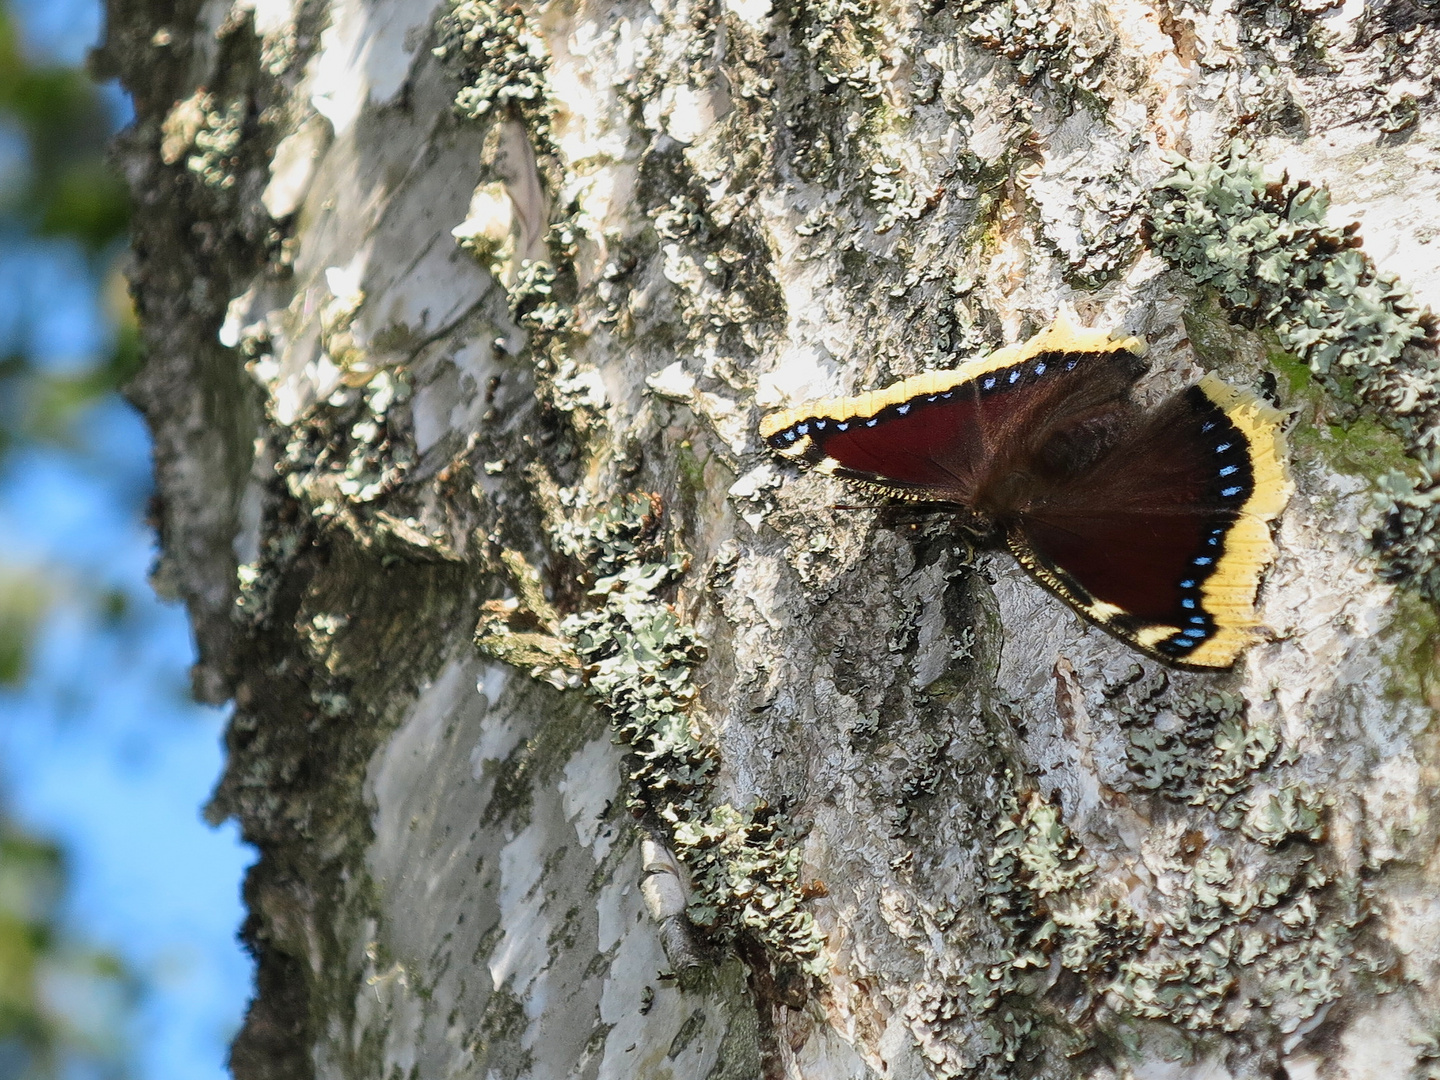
[961,0,1112,93]
[1150,144,1440,605]
[277,370,414,512]
[433,0,555,144]
[1150,145,1435,415]
[160,90,249,190]
[969,785,1149,1070]
[434,1,594,431]
[1111,674,1278,811]
[187,95,248,190]
[1374,460,1440,603]
[795,0,890,100]
[966,677,1367,1076]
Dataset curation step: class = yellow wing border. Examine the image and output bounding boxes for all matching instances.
[759,313,1147,453]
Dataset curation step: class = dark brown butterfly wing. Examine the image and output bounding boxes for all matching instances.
[1009,377,1291,667]
[760,321,1147,504]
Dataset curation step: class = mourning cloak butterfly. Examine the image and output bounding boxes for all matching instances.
[759,315,1292,668]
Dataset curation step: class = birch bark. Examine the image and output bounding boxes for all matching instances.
[99,0,1440,1077]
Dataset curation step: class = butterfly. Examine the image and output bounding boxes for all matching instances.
[758,314,1293,668]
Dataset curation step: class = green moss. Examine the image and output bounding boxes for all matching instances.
[1266,348,1315,397]
[1248,333,1416,484]
[1380,590,1440,707]
[675,441,706,497]
[1297,414,1414,483]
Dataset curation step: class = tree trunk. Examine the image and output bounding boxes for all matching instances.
[99,0,1440,1077]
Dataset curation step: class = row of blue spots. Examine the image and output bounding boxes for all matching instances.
[1177,569,1211,640]
[1207,407,1249,500]
[1214,439,1240,502]
[980,355,1071,393]
[1216,437,1245,498]
[1158,410,1247,653]
[772,377,979,447]
[771,351,1088,449]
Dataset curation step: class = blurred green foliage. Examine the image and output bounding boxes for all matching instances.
[0,1,141,1076]
[0,823,134,1080]
[0,0,135,681]
[0,8,128,248]
[0,1,137,463]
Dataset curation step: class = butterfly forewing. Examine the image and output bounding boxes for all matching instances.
[761,342,1146,504]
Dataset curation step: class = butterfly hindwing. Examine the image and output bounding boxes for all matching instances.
[1008,375,1291,668]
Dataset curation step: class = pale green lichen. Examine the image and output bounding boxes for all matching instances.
[433,0,555,143]
[1414,1028,1440,1080]
[962,0,1112,92]
[1234,0,1327,70]
[796,0,889,99]
[235,526,305,626]
[278,369,414,512]
[1150,145,1435,414]
[1374,457,1440,602]
[507,258,573,337]
[233,353,417,624]
[868,160,931,234]
[1239,783,1327,847]
[434,1,593,428]
[186,94,247,190]
[481,489,827,977]
[969,728,1362,1074]
[1149,145,1440,604]
[970,786,1150,1069]
[1111,675,1279,810]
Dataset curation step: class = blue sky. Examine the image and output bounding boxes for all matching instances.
[1,1,256,1077]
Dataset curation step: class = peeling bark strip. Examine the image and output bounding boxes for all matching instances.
[104,0,1440,1075]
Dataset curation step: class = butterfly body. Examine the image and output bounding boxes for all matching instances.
[760,317,1292,669]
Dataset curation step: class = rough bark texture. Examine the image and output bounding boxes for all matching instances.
[99,0,1440,1077]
